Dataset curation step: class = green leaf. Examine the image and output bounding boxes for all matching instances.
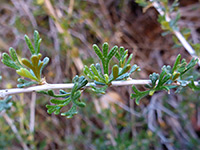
[31,55,40,67]
[118,64,131,76]
[95,63,104,79]
[84,65,95,79]
[25,35,35,54]
[107,45,118,63]
[34,30,42,54]
[112,65,119,79]
[91,85,108,94]
[17,81,37,88]
[50,98,69,104]
[76,76,88,90]
[45,76,87,118]
[93,44,103,60]
[149,73,159,88]
[16,68,38,81]
[131,86,150,105]
[40,57,49,74]
[103,42,109,57]
[188,80,200,91]
[172,54,181,73]
[9,47,23,67]
[126,54,133,65]
[61,104,78,118]
[2,53,20,70]
[21,58,33,69]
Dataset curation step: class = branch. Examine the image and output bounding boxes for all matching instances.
[0,79,199,98]
[150,0,200,65]
[0,80,151,97]
[3,113,29,150]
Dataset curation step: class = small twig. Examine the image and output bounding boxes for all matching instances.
[147,93,174,150]
[0,80,151,97]
[0,79,199,98]
[3,113,29,150]
[30,92,36,133]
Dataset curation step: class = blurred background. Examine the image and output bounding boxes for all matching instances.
[0,0,200,149]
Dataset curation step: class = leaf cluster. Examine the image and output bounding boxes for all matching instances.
[1,30,49,87]
[131,54,199,104]
[84,42,140,93]
[39,76,88,118]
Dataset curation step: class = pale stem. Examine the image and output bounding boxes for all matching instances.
[3,113,29,150]
[30,92,36,133]
[0,79,199,98]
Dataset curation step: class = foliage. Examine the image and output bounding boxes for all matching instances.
[1,30,49,87]
[131,54,199,104]
[39,75,88,118]
[84,42,140,93]
[0,0,200,149]
[1,31,200,117]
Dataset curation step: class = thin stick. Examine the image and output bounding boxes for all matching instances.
[30,92,36,133]
[0,79,199,98]
[0,80,150,97]
[3,113,29,150]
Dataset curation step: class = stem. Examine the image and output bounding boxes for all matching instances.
[0,79,199,98]
[0,80,150,97]
[30,92,36,133]
[3,113,29,150]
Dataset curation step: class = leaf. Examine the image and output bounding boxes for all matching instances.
[107,45,118,63]
[40,57,49,74]
[126,54,133,65]
[50,98,69,104]
[118,64,131,76]
[45,76,87,118]
[95,63,104,79]
[172,54,181,73]
[17,81,37,88]
[188,80,200,91]
[25,35,35,54]
[149,73,159,88]
[16,68,38,81]
[21,58,33,69]
[112,65,119,79]
[93,44,103,60]
[76,76,88,90]
[131,86,149,105]
[31,55,40,67]
[61,104,78,118]
[2,53,20,70]
[84,65,95,79]
[102,42,109,57]
[9,47,23,67]
[91,85,108,94]
[34,30,42,54]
